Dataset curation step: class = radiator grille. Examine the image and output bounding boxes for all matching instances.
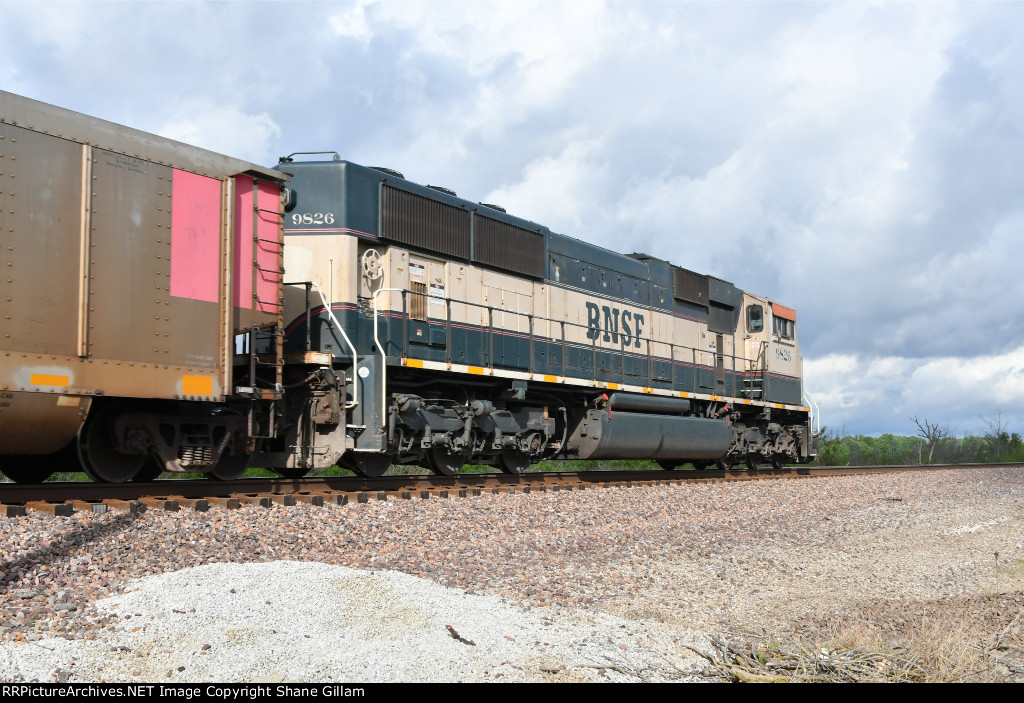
[473,214,545,278]
[381,185,470,258]
[673,266,709,306]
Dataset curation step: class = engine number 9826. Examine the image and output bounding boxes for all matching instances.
[290,212,336,225]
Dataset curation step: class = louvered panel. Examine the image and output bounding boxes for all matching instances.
[381,185,469,258]
[472,214,545,278]
[672,266,709,306]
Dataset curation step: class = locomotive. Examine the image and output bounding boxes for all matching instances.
[0,92,816,483]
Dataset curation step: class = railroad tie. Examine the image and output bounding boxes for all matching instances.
[207,497,241,509]
[24,501,75,516]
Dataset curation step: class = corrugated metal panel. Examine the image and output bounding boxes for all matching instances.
[473,214,545,278]
[381,185,469,258]
[672,266,709,306]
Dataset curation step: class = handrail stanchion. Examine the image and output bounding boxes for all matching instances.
[372,287,408,431]
[285,280,359,409]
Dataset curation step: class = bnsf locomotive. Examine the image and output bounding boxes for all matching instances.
[0,92,816,483]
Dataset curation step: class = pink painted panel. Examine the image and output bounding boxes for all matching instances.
[233,176,254,309]
[233,176,282,311]
[170,169,221,303]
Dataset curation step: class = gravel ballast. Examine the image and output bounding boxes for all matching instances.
[0,467,1022,682]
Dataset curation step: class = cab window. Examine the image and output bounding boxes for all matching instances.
[773,315,795,339]
[746,304,763,333]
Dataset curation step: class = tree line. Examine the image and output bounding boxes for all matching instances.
[815,413,1024,466]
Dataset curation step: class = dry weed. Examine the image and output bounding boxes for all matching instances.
[701,603,1024,682]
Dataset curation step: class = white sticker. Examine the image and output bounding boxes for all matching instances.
[410,263,426,282]
[358,366,370,379]
[429,283,445,305]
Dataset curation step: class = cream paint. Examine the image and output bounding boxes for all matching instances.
[303,240,807,411]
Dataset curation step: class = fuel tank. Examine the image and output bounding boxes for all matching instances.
[569,408,733,460]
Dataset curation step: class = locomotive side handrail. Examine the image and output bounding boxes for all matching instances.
[372,286,761,403]
[802,389,821,436]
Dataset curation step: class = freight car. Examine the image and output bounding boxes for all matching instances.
[0,91,287,483]
[0,93,817,483]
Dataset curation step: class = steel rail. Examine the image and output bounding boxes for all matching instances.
[1,462,1021,516]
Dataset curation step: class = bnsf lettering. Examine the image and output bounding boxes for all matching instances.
[586,302,644,347]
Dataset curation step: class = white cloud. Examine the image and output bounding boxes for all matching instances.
[158,102,282,165]
[329,0,375,42]
[807,346,1024,436]
[484,136,609,232]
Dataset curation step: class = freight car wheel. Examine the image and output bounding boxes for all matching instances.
[770,454,787,470]
[207,453,251,481]
[78,408,145,483]
[0,455,54,484]
[353,452,392,478]
[691,461,710,470]
[425,447,464,476]
[497,449,529,475]
[715,457,734,470]
[656,460,679,471]
[745,453,762,470]
[132,460,163,483]
[274,467,311,479]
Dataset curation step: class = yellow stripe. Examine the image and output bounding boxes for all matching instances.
[543,374,557,383]
[467,366,484,375]
[606,382,619,390]
[30,374,69,387]
[679,391,689,398]
[182,375,213,396]
[405,359,424,368]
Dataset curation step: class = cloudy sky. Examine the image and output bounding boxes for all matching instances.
[3,1,1022,438]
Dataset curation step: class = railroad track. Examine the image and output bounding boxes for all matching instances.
[2,462,1021,517]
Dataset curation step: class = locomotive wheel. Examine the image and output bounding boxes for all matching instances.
[207,453,250,481]
[770,453,787,470]
[78,407,145,483]
[497,449,529,475]
[745,453,762,470]
[0,455,55,484]
[715,456,734,470]
[425,447,464,476]
[353,452,392,478]
[656,459,679,471]
[691,461,710,470]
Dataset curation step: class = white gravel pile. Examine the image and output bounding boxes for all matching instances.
[0,561,708,683]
